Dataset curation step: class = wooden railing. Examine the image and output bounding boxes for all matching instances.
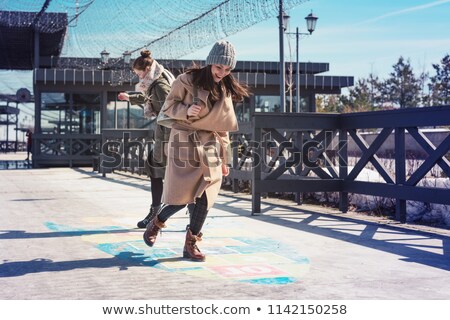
[30,106,449,223]
[94,129,153,177]
[32,129,153,174]
[230,106,450,222]
[32,133,102,168]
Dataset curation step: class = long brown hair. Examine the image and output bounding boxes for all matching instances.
[186,64,250,102]
[133,49,153,71]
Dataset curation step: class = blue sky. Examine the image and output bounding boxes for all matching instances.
[185,0,450,80]
[1,0,450,95]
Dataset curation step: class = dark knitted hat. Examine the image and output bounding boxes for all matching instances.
[206,40,236,69]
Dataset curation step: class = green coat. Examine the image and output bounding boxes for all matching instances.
[128,75,171,178]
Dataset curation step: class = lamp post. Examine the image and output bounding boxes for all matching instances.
[122,50,131,65]
[284,11,318,113]
[99,49,110,70]
[100,49,110,64]
[99,49,132,69]
[278,0,291,113]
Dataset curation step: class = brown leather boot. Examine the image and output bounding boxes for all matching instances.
[183,229,205,262]
[143,216,166,247]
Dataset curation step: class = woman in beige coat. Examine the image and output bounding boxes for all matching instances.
[143,40,250,261]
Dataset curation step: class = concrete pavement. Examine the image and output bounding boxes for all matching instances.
[1,158,450,299]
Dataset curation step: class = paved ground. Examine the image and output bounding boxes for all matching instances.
[1,153,450,300]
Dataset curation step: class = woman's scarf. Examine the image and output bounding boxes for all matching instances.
[135,60,165,118]
[136,60,165,93]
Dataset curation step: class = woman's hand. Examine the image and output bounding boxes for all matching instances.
[117,92,130,101]
[187,104,201,118]
[221,163,229,176]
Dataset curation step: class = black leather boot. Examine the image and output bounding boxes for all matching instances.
[137,204,161,228]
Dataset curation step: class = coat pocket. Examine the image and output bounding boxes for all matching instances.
[167,130,197,160]
[201,142,222,168]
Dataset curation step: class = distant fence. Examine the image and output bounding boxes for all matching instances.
[93,129,153,177]
[229,106,450,222]
[32,133,101,168]
[32,129,154,171]
[0,141,26,152]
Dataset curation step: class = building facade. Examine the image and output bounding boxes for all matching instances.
[32,57,354,167]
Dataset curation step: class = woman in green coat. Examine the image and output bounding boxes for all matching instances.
[118,50,173,228]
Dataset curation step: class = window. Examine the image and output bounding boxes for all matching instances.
[72,93,101,134]
[235,97,251,122]
[105,91,151,129]
[254,95,310,113]
[255,95,281,113]
[41,92,101,134]
[40,92,70,134]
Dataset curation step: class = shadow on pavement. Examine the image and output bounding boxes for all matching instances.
[215,193,450,272]
[0,252,148,277]
[0,228,139,240]
[73,167,150,192]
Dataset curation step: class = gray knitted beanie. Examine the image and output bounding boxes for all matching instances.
[206,40,236,70]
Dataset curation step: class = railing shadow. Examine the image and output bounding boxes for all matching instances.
[72,167,150,192]
[215,192,450,272]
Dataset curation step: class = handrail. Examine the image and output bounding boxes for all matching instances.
[230,106,450,222]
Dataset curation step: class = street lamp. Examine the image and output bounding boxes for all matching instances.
[281,9,318,112]
[305,11,318,34]
[100,49,110,64]
[99,49,132,69]
[122,50,132,65]
[99,49,110,70]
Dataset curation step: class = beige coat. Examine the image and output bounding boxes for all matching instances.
[161,73,238,209]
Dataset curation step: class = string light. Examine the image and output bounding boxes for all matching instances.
[1,0,307,59]
[1,0,308,86]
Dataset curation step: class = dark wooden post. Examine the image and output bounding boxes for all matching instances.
[252,122,262,214]
[294,130,303,205]
[232,133,239,193]
[339,128,348,213]
[395,127,406,222]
